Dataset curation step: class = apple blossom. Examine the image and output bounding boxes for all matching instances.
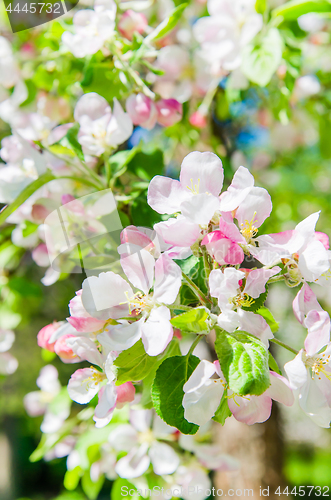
[118,9,148,40]
[74,93,133,156]
[126,94,158,130]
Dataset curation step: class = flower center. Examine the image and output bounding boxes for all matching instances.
[88,367,106,387]
[240,212,258,242]
[187,178,200,195]
[120,291,154,315]
[306,352,331,381]
[232,292,255,308]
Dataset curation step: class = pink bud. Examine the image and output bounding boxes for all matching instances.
[118,10,148,40]
[315,232,330,250]
[126,93,158,130]
[189,110,207,128]
[54,334,79,363]
[37,322,59,352]
[156,99,182,127]
[31,203,52,222]
[32,243,50,268]
[116,382,136,406]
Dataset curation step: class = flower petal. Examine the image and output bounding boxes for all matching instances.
[149,442,180,475]
[67,368,101,404]
[147,176,189,214]
[141,306,173,356]
[179,151,224,197]
[153,254,182,304]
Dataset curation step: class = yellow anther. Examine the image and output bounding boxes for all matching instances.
[119,291,150,315]
[187,178,200,195]
[234,293,255,308]
[240,212,258,241]
[87,368,106,389]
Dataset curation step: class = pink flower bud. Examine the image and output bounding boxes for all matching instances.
[31,203,52,222]
[37,322,59,352]
[126,93,158,130]
[116,382,136,407]
[156,99,182,127]
[189,110,207,128]
[54,334,79,363]
[118,10,148,40]
[32,243,50,268]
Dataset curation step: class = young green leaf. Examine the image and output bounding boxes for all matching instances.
[272,0,331,20]
[170,307,211,333]
[151,354,200,434]
[241,29,283,87]
[257,306,279,333]
[0,171,55,227]
[114,339,160,384]
[212,390,232,425]
[215,329,270,396]
[63,123,85,162]
[269,352,282,375]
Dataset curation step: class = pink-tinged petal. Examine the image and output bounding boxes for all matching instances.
[147,176,189,214]
[299,240,329,282]
[67,368,101,404]
[118,10,148,40]
[120,249,155,295]
[93,382,117,428]
[284,350,308,390]
[179,151,224,197]
[32,243,50,267]
[293,283,322,324]
[299,376,331,428]
[126,94,157,130]
[315,232,329,250]
[68,291,106,333]
[37,323,59,352]
[154,216,200,247]
[48,321,77,344]
[235,186,272,229]
[116,382,135,405]
[98,320,142,352]
[141,306,173,356]
[120,225,152,247]
[66,336,104,366]
[228,392,272,425]
[154,254,182,304]
[181,193,220,225]
[54,335,81,364]
[148,442,180,475]
[236,310,273,347]
[244,267,281,299]
[209,268,245,307]
[36,365,60,393]
[252,230,304,266]
[81,272,133,320]
[219,166,254,212]
[155,99,182,128]
[265,371,294,406]
[304,309,330,353]
[218,218,246,243]
[115,444,150,479]
[195,446,240,471]
[203,235,244,266]
[24,391,47,417]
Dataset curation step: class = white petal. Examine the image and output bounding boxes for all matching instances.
[265,371,294,406]
[181,193,220,225]
[179,151,224,197]
[108,424,138,451]
[149,442,180,475]
[121,249,155,294]
[67,368,101,404]
[115,444,150,479]
[0,329,15,352]
[219,166,254,212]
[98,320,142,352]
[183,379,224,426]
[141,306,173,356]
[284,350,308,390]
[153,254,182,304]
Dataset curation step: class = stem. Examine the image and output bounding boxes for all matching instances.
[168,304,192,312]
[182,272,212,307]
[270,338,298,355]
[187,334,204,358]
[202,247,211,281]
[267,274,286,284]
[198,78,219,116]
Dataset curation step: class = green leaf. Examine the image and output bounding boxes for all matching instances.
[212,390,232,425]
[0,171,55,226]
[255,0,267,14]
[108,147,140,180]
[81,470,104,500]
[114,339,160,384]
[64,467,82,491]
[272,0,331,20]
[241,28,283,87]
[215,329,270,396]
[257,306,279,333]
[63,123,85,162]
[151,354,200,434]
[269,352,282,375]
[174,255,199,274]
[242,285,268,312]
[171,307,211,333]
[132,4,188,61]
